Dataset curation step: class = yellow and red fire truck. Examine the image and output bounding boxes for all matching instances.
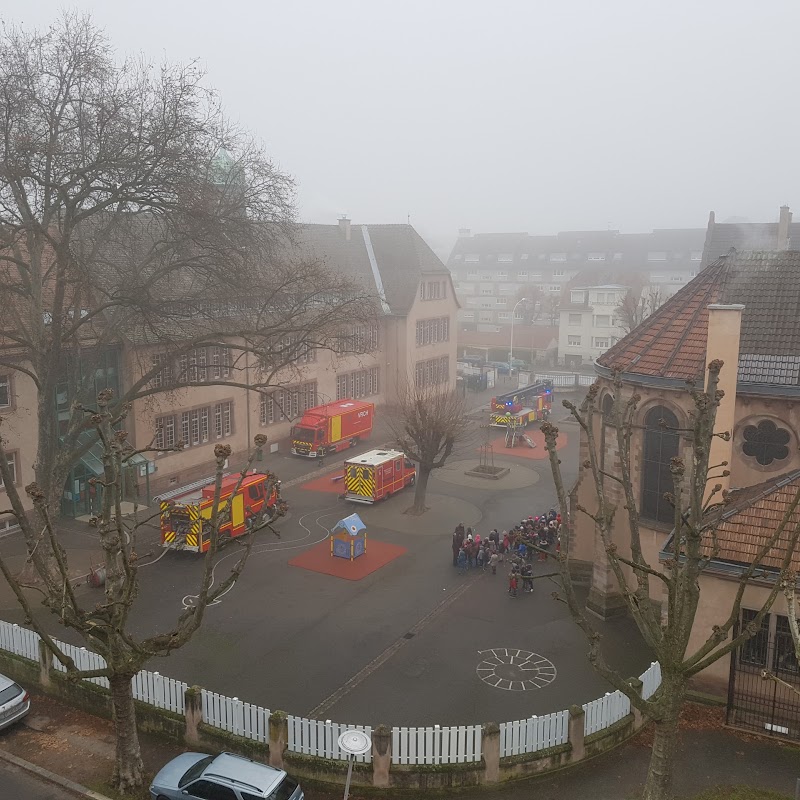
[343,449,417,504]
[159,472,286,553]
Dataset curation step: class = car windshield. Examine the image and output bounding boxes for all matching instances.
[267,776,299,800]
[0,684,23,705]
[293,427,314,443]
[178,755,215,788]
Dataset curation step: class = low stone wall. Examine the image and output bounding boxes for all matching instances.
[0,644,651,791]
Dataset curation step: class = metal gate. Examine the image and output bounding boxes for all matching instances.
[727,613,800,740]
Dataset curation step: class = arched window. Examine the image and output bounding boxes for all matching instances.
[641,406,680,524]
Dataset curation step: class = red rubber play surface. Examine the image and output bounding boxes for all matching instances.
[482,429,569,460]
[288,538,407,580]
[300,473,344,494]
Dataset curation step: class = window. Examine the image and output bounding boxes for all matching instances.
[497,312,511,320]
[568,313,582,325]
[415,356,450,388]
[0,451,17,489]
[739,609,769,667]
[520,253,529,260]
[214,401,233,438]
[336,369,380,400]
[593,337,610,348]
[496,271,508,279]
[553,269,566,278]
[742,420,791,466]
[185,780,237,800]
[480,302,492,308]
[670,275,684,282]
[517,271,528,281]
[549,253,567,262]
[464,254,479,262]
[691,251,702,261]
[154,416,176,450]
[774,616,800,675]
[547,285,561,293]
[0,376,9,407]
[593,314,612,327]
[588,253,606,261]
[641,406,680,523]
[467,271,479,280]
[570,291,586,304]
[481,288,493,295]
[567,335,581,347]
[648,252,667,261]
[420,280,446,301]
[495,298,507,306]
[416,317,450,346]
[497,254,513,263]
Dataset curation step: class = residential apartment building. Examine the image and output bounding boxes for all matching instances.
[0,219,458,523]
[447,227,706,329]
[558,285,629,367]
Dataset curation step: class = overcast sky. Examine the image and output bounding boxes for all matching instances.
[15,1,800,256]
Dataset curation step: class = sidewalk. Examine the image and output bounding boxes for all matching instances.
[0,692,798,800]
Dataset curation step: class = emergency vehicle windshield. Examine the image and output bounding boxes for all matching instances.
[292,426,316,444]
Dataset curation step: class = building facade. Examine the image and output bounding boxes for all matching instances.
[0,220,458,522]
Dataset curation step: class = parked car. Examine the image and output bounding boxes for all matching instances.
[0,673,30,731]
[150,751,303,800]
[488,359,529,375]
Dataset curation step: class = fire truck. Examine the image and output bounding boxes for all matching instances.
[159,472,286,553]
[291,399,374,457]
[343,449,417,504]
[490,381,553,429]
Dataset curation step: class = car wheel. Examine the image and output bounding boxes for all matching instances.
[349,437,359,448]
[409,475,416,486]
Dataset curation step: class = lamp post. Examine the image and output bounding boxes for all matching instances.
[510,297,527,374]
[338,729,372,800]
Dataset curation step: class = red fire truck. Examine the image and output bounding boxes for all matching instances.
[343,449,417,503]
[291,399,374,457]
[159,472,286,553]
[489,381,553,427]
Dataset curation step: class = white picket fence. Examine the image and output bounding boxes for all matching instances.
[0,621,40,661]
[0,620,663,766]
[391,724,482,765]
[641,660,662,700]
[499,710,569,758]
[288,716,373,763]
[583,691,631,736]
[202,690,270,743]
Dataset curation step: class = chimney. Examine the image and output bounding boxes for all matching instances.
[338,216,351,242]
[458,228,472,238]
[704,303,744,500]
[778,205,792,250]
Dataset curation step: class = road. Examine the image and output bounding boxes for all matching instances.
[0,759,80,799]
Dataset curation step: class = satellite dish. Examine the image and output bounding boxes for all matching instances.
[338,729,372,756]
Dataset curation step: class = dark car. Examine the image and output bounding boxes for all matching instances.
[150,751,303,800]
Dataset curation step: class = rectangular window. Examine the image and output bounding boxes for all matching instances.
[151,354,173,389]
[648,252,667,261]
[221,347,231,378]
[177,354,188,383]
[188,350,199,383]
[691,251,702,261]
[497,312,511,320]
[464,254,479,262]
[553,269,566,278]
[155,415,176,450]
[0,451,17,489]
[197,348,207,382]
[593,337,610,348]
[414,356,449,388]
[0,375,9,407]
[260,394,274,425]
[593,314,612,327]
[495,298,507,306]
[181,411,190,446]
[496,271,508,279]
[211,347,222,380]
[568,313,582,325]
[189,409,200,446]
[774,616,800,675]
[588,253,606,261]
[516,271,528,281]
[481,288,493,295]
[199,407,209,442]
[520,253,529,260]
[568,335,581,346]
[670,275,684,282]
[549,253,567,262]
[497,254,513,263]
[739,609,769,667]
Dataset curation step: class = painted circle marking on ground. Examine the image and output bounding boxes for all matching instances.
[476,647,557,691]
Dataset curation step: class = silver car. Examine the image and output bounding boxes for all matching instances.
[150,751,303,800]
[0,673,30,731]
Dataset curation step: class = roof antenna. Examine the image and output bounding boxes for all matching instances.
[407,213,411,225]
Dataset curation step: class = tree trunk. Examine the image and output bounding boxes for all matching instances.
[409,465,432,515]
[642,686,685,800]
[108,673,144,792]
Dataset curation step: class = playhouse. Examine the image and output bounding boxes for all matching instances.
[330,513,367,561]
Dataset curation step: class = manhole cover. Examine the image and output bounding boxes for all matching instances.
[476,648,557,691]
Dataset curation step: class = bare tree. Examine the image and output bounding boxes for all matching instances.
[762,574,800,696]
[541,361,800,800]
[387,381,471,515]
[0,389,278,791]
[0,13,376,513]
[615,285,664,334]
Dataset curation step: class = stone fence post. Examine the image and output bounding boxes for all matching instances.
[184,686,203,745]
[568,705,585,762]
[482,722,500,783]
[627,678,644,728]
[371,724,391,788]
[268,711,288,770]
[38,639,52,688]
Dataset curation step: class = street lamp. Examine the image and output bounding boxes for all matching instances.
[338,729,372,800]
[509,297,527,373]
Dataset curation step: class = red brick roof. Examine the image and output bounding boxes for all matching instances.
[701,471,800,571]
[598,250,800,384]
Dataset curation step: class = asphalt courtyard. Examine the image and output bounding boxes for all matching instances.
[0,407,653,729]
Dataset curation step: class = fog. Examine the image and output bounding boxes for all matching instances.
[14,0,800,255]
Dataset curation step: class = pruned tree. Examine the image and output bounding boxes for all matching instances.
[762,573,800,696]
[541,361,800,800]
[615,285,664,334]
[0,12,376,513]
[387,381,470,515]
[0,389,278,792]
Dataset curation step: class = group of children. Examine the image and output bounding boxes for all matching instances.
[450,510,562,598]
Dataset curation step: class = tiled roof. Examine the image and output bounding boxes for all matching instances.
[700,471,800,572]
[597,250,800,386]
[701,221,800,266]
